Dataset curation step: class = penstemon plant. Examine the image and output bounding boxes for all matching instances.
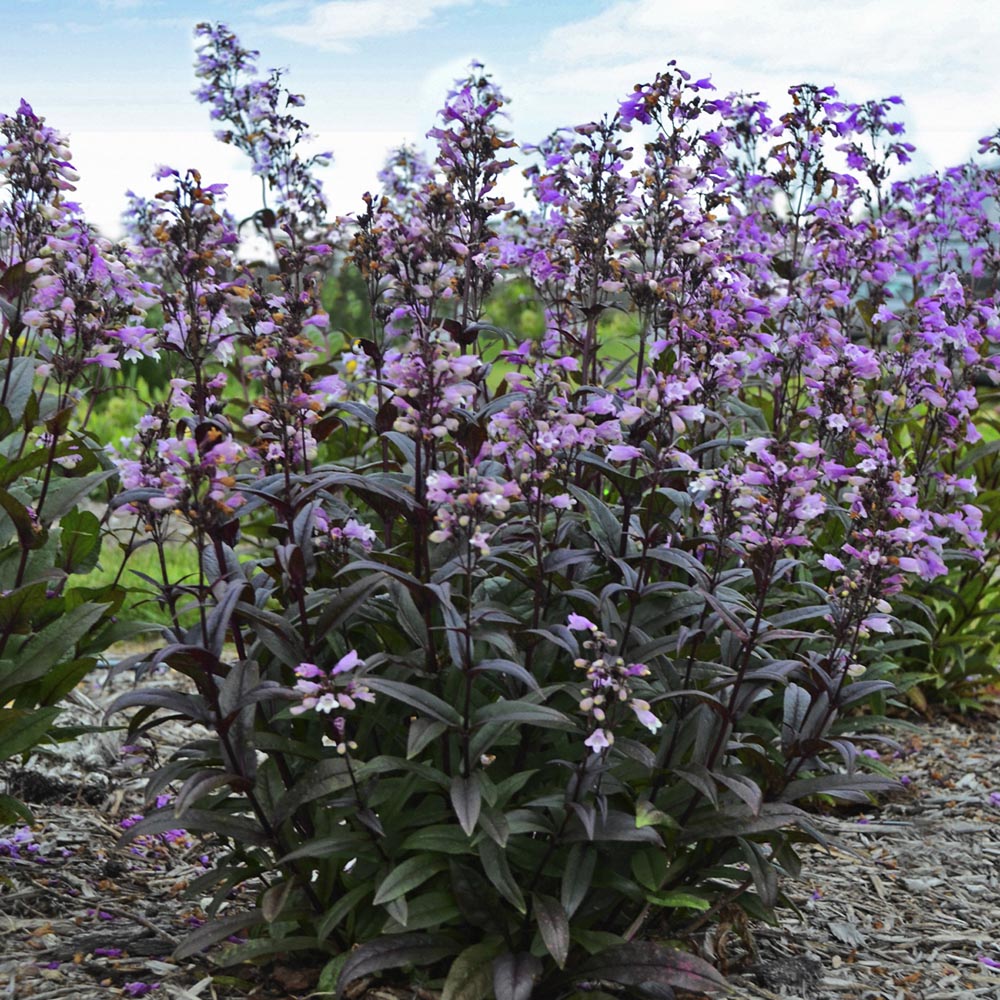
[0,101,160,822]
[1,21,993,1000]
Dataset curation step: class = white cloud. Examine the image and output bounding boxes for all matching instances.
[96,0,154,9]
[542,0,997,85]
[267,0,473,51]
[525,0,1000,170]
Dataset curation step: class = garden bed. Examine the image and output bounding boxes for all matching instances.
[3,672,998,1000]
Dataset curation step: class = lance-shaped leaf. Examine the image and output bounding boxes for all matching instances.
[441,938,504,1000]
[373,855,446,906]
[472,700,575,731]
[118,808,266,847]
[782,683,811,746]
[272,757,353,823]
[566,809,664,845]
[335,933,457,999]
[780,771,898,803]
[573,941,726,994]
[0,707,60,761]
[451,774,482,837]
[104,687,213,726]
[561,844,596,918]
[680,802,808,842]
[478,839,525,913]
[532,893,570,968]
[173,910,265,960]
[493,951,543,1000]
[364,676,461,726]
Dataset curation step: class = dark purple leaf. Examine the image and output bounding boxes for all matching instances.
[336,933,456,998]
[561,844,596,917]
[173,910,264,959]
[532,893,569,968]
[575,941,725,994]
[493,951,542,1000]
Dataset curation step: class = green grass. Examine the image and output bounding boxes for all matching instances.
[86,536,203,625]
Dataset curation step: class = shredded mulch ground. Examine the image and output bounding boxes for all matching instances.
[2,667,999,1000]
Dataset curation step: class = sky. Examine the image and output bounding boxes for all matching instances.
[2,0,999,237]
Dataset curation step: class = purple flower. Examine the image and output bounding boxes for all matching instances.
[606,444,642,462]
[567,613,597,632]
[584,728,613,752]
[123,983,160,997]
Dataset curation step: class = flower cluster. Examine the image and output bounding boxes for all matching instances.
[193,22,331,234]
[426,468,520,555]
[385,333,481,441]
[290,652,374,754]
[568,614,660,753]
[1,102,157,382]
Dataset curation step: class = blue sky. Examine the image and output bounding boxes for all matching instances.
[3,0,999,236]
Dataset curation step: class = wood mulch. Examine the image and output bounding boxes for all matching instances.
[2,666,999,1000]
[728,710,1000,1000]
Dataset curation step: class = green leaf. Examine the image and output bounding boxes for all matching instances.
[407,717,448,759]
[0,358,35,425]
[35,656,95,706]
[0,488,43,550]
[451,774,482,837]
[318,883,372,941]
[272,757,353,823]
[0,581,46,635]
[217,935,317,965]
[471,657,539,691]
[472,700,575,730]
[441,938,504,1000]
[278,829,370,864]
[382,890,461,933]
[10,601,109,687]
[646,890,711,911]
[630,848,667,893]
[56,508,101,574]
[0,707,60,760]
[635,799,679,830]
[43,469,117,520]
[373,855,446,906]
[364,676,462,726]
[570,929,625,956]
[0,793,33,825]
[402,824,476,854]
[450,861,505,932]
[567,809,663,845]
[560,844,596,918]
[478,839,525,914]
[567,484,621,558]
[478,806,509,848]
